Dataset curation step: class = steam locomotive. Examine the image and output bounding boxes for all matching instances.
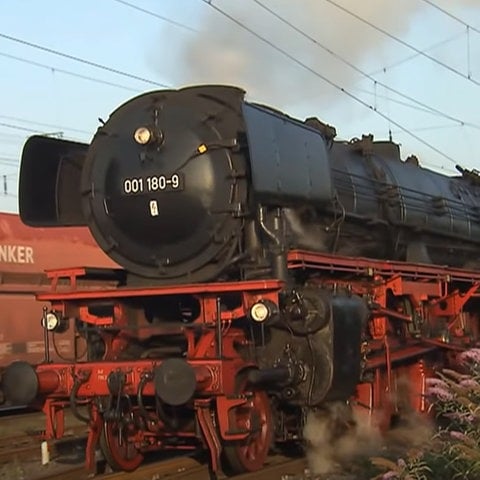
[3,85,480,474]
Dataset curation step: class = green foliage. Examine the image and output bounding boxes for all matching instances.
[371,453,431,480]
[372,348,480,480]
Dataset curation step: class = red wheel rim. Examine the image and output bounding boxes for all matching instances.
[100,419,144,471]
[222,389,272,473]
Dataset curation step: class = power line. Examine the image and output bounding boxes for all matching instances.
[0,156,20,165]
[111,0,198,32]
[0,158,19,167]
[391,123,469,134]
[252,0,480,130]
[354,86,453,116]
[367,31,465,75]
[0,164,20,173]
[0,131,28,140]
[420,0,480,35]
[419,0,479,80]
[0,51,140,92]
[0,32,170,88]
[0,122,79,141]
[201,0,459,165]
[0,122,42,134]
[0,115,91,136]
[324,0,480,86]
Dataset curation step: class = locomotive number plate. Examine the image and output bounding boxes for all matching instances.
[122,174,184,194]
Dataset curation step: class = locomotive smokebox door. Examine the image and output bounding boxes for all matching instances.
[80,86,248,280]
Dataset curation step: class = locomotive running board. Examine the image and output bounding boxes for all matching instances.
[287,249,480,282]
[37,267,284,301]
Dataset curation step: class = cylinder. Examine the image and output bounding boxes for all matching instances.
[247,367,291,387]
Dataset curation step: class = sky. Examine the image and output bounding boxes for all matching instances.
[0,0,479,213]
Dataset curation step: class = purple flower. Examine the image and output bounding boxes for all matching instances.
[382,472,399,480]
[427,386,454,401]
[459,349,480,365]
[397,458,406,468]
[450,431,468,441]
[444,412,474,422]
[426,378,449,389]
[460,378,479,389]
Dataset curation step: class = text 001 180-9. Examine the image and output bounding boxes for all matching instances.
[123,174,183,194]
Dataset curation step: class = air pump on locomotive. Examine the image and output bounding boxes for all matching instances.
[4,85,480,474]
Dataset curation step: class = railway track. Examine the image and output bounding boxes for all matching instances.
[0,412,308,480]
[0,431,44,464]
[37,455,308,480]
[0,431,86,464]
[0,413,87,465]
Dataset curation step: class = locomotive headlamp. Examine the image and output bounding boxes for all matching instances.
[134,126,153,145]
[250,301,273,323]
[41,311,61,331]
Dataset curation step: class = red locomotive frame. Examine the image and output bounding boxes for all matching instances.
[0,212,115,372]
[18,249,479,473]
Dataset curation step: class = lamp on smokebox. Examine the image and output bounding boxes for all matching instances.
[133,126,164,146]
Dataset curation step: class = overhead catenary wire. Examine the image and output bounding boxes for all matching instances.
[367,31,464,75]
[391,123,469,134]
[354,85,449,116]
[419,3,478,79]
[201,0,459,166]
[0,131,29,140]
[0,51,140,92]
[0,170,18,177]
[0,154,20,161]
[111,0,198,33]
[420,0,480,35]
[0,122,81,142]
[252,0,480,131]
[324,0,479,86]
[0,122,44,134]
[0,158,19,167]
[0,115,91,136]
[0,33,170,88]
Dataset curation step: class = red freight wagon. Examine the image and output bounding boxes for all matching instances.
[0,212,115,376]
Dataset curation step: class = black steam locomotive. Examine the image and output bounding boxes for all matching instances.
[21,85,480,283]
[6,85,480,474]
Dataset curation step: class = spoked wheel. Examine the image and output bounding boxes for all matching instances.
[221,385,272,474]
[99,417,144,471]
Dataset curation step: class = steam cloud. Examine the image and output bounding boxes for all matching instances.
[303,401,433,476]
[303,403,382,475]
[158,0,479,110]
